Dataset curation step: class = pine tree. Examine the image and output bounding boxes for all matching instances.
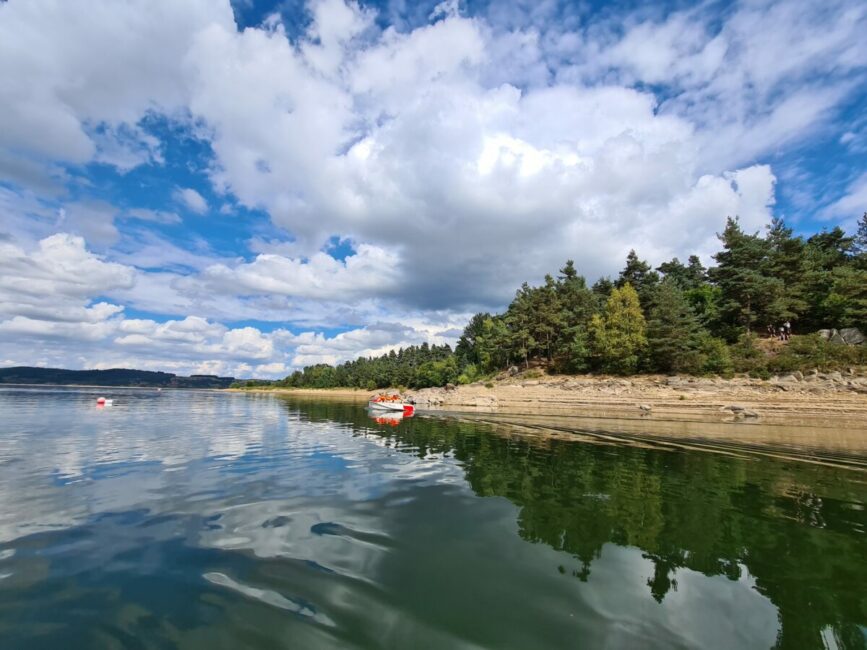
[825,266,867,330]
[618,249,659,309]
[505,283,537,368]
[592,277,615,300]
[853,213,867,255]
[659,255,708,291]
[455,313,491,366]
[646,279,705,373]
[708,217,783,339]
[589,283,647,374]
[765,217,807,321]
[656,258,689,290]
[534,274,563,362]
[802,227,857,329]
[685,255,707,289]
[555,260,597,371]
[853,212,867,270]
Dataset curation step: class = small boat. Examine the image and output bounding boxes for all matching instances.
[368,394,415,416]
[96,397,113,406]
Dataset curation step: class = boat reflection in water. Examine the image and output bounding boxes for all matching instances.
[368,409,414,427]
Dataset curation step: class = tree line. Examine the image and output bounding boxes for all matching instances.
[258,214,867,390]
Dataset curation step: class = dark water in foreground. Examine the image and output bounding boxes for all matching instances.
[0,388,864,649]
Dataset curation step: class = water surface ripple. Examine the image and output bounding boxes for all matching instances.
[0,387,864,649]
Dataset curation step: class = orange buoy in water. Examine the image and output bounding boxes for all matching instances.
[96,397,106,405]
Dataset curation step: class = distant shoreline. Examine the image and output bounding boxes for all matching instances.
[0,383,224,390]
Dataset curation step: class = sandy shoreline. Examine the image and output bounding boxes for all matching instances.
[236,373,867,458]
[233,372,867,420]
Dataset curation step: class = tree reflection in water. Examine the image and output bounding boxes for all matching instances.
[286,398,867,650]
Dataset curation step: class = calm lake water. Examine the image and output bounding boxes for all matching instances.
[0,387,864,649]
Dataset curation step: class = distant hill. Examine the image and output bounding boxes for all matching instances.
[0,367,235,389]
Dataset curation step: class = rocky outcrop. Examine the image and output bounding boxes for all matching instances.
[840,328,865,345]
[819,327,864,345]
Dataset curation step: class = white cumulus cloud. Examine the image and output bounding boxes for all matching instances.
[0,0,864,374]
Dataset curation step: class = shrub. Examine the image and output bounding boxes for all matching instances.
[457,363,482,385]
[698,334,733,376]
[731,333,768,375]
[768,334,867,372]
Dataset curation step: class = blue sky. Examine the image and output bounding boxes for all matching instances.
[0,0,865,377]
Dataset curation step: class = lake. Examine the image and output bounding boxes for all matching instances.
[0,387,864,649]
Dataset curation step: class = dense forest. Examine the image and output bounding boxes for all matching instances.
[260,215,867,390]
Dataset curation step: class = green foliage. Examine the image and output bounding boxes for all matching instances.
[589,284,648,374]
[591,276,614,300]
[618,249,659,310]
[855,212,867,256]
[730,333,765,374]
[853,212,867,271]
[765,217,808,320]
[565,327,591,373]
[728,333,867,376]
[414,356,460,388]
[232,379,275,389]
[455,313,490,366]
[457,363,485,385]
[696,333,733,376]
[281,343,456,389]
[685,284,722,332]
[276,214,866,387]
[646,279,705,374]
[826,266,867,329]
[767,334,867,373]
[709,217,784,339]
[656,255,706,291]
[801,227,857,331]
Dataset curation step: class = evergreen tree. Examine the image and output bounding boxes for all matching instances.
[618,249,659,309]
[455,313,491,366]
[685,255,707,289]
[765,217,807,321]
[555,261,597,371]
[534,274,563,362]
[646,279,705,373]
[708,217,783,339]
[659,255,708,292]
[276,214,865,387]
[852,212,867,269]
[802,227,857,329]
[504,283,537,368]
[824,266,867,330]
[656,258,689,290]
[592,277,615,300]
[589,284,647,374]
